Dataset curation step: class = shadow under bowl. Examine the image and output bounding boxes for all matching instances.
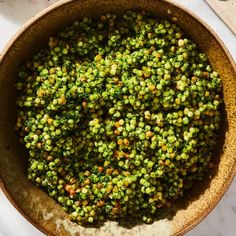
[0,0,236,235]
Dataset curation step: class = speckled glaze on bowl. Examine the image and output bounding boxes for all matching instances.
[0,0,236,235]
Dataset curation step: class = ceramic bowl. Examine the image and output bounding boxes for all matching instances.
[0,0,236,235]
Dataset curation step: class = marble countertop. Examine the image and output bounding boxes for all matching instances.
[0,0,235,235]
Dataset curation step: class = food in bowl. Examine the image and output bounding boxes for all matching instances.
[15,11,222,225]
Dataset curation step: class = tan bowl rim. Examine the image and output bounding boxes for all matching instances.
[0,0,236,235]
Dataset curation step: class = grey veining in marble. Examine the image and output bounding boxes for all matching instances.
[0,1,236,236]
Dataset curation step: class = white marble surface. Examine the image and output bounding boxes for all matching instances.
[0,0,236,235]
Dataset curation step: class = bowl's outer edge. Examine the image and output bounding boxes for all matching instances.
[0,0,236,236]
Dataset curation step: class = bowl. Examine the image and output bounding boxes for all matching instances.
[0,0,236,235]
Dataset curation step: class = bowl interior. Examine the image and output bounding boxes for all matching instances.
[0,0,236,235]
